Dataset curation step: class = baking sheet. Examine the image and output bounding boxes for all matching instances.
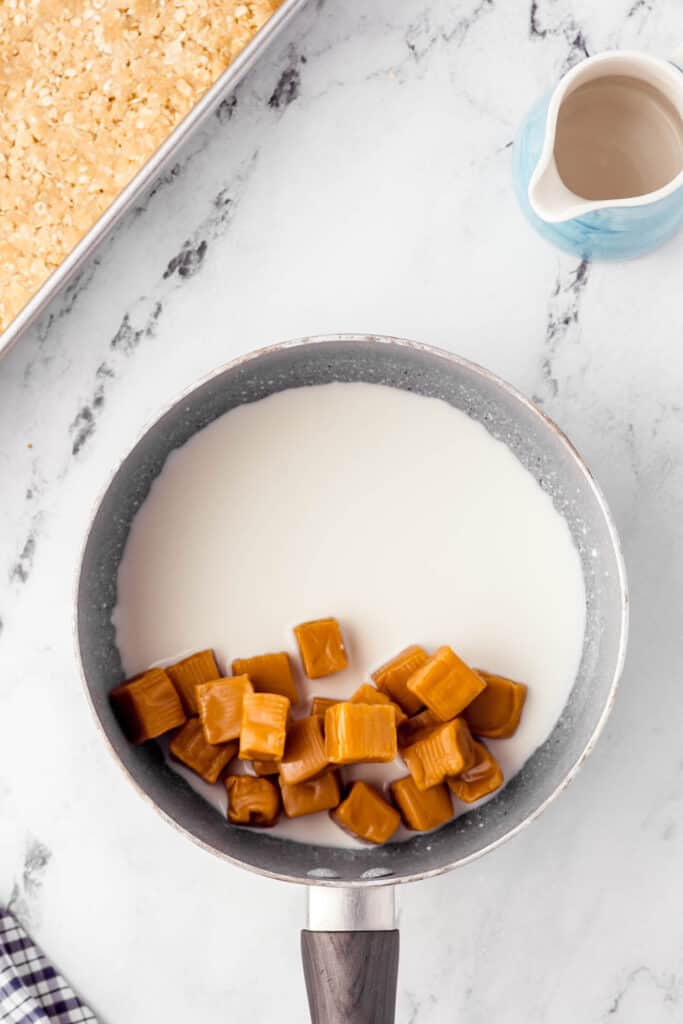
[0,0,307,361]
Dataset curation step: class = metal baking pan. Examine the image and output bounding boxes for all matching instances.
[0,0,307,361]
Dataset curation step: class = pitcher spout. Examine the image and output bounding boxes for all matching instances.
[528,156,599,223]
[527,58,608,224]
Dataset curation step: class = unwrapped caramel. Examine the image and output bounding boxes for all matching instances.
[464,671,528,738]
[167,649,221,715]
[294,617,348,678]
[350,684,406,726]
[407,645,486,721]
[310,696,340,717]
[402,718,476,790]
[331,781,400,844]
[196,675,253,744]
[325,703,397,765]
[232,652,299,705]
[239,692,290,761]
[252,760,280,776]
[279,715,328,786]
[280,770,341,818]
[111,668,186,744]
[397,708,441,748]
[391,775,454,831]
[372,644,428,715]
[226,775,280,827]
[448,740,504,803]
[169,719,237,784]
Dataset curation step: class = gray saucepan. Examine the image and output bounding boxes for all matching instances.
[76,335,628,1023]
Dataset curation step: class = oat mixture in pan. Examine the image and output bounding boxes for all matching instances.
[0,0,282,333]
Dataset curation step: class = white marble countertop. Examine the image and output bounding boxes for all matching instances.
[1,0,682,1020]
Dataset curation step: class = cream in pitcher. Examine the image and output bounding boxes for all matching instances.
[514,51,683,259]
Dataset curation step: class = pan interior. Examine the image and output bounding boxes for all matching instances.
[77,337,626,884]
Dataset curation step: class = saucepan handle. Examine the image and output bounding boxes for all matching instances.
[301,887,399,1024]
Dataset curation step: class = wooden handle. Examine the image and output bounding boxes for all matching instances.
[301,929,399,1024]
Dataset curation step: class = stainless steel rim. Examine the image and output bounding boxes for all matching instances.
[74,333,629,887]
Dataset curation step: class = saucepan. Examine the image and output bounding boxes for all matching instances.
[76,335,628,1022]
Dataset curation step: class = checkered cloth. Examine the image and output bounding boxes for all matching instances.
[0,909,97,1023]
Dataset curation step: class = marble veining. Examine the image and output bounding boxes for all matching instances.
[529,1,590,73]
[535,257,589,401]
[7,839,52,931]
[1,0,683,1021]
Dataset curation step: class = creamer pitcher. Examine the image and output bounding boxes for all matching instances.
[514,51,683,259]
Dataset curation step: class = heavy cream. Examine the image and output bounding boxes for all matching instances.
[113,382,586,847]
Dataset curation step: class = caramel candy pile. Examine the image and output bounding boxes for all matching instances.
[110,617,528,844]
[0,0,282,332]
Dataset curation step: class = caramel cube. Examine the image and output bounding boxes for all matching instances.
[402,718,475,791]
[407,646,485,721]
[169,719,237,784]
[167,649,220,715]
[372,644,428,714]
[331,781,400,845]
[196,675,253,744]
[391,775,454,831]
[226,775,280,827]
[464,671,528,739]
[350,684,407,726]
[324,703,397,765]
[448,740,504,803]
[239,692,290,761]
[397,708,441,749]
[310,696,340,717]
[294,617,348,678]
[252,760,280,776]
[280,770,341,818]
[110,668,186,744]
[280,715,328,785]
[231,652,299,705]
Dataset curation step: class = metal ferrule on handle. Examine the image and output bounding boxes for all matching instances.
[302,887,400,1024]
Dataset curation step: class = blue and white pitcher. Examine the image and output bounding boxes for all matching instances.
[514,51,683,260]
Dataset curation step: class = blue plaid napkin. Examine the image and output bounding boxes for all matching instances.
[0,909,97,1023]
